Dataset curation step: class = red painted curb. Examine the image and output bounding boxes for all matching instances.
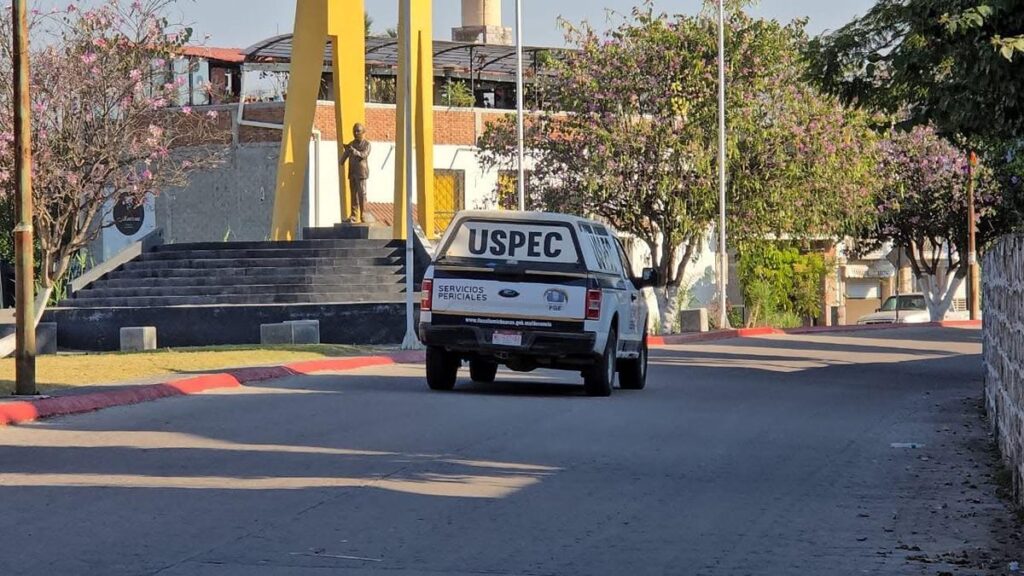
[784,323,911,335]
[0,351,426,428]
[650,320,982,346]
[285,350,424,376]
[0,374,243,427]
[785,320,983,334]
[649,327,781,346]
[937,319,983,328]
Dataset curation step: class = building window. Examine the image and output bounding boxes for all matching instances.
[434,169,465,234]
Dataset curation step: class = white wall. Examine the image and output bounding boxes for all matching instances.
[627,232,721,305]
[846,279,881,299]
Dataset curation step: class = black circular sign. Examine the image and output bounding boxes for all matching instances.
[113,199,145,236]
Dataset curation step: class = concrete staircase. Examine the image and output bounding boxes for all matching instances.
[48,226,423,350]
[61,239,409,308]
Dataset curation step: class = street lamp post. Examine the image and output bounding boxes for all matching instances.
[12,0,37,396]
[716,0,730,329]
[400,0,420,350]
[515,0,526,211]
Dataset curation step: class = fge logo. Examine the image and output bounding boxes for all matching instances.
[545,289,568,311]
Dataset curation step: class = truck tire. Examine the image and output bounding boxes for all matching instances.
[426,346,459,391]
[618,332,648,390]
[584,330,616,397]
[469,359,498,383]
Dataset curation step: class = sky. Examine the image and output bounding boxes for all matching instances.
[159,0,877,51]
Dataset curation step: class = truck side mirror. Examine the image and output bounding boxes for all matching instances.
[640,268,659,288]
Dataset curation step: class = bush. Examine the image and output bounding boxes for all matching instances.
[442,80,475,108]
[367,77,396,104]
[738,242,831,328]
[727,306,745,329]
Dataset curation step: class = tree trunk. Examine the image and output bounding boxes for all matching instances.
[919,272,964,322]
[41,250,54,289]
[745,302,760,328]
[655,284,681,335]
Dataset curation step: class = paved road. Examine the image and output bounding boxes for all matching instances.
[0,327,1017,575]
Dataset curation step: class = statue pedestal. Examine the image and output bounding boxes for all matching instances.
[303,222,392,240]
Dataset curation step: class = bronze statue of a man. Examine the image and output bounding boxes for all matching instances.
[340,123,371,223]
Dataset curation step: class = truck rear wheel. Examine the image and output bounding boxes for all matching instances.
[584,330,616,397]
[618,333,648,390]
[469,359,498,383]
[426,346,459,391]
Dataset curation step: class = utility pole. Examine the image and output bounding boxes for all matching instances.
[895,248,902,324]
[12,0,37,396]
[514,0,526,211]
[967,151,980,320]
[716,0,730,329]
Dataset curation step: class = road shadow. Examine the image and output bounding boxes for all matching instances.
[454,372,589,398]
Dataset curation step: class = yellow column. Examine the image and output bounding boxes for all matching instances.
[393,0,435,240]
[392,6,410,240]
[414,2,435,238]
[329,0,366,222]
[271,0,366,240]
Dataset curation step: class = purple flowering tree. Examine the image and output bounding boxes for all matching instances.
[874,126,1001,320]
[479,3,880,332]
[0,0,226,289]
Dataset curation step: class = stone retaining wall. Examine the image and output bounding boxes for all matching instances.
[983,234,1024,508]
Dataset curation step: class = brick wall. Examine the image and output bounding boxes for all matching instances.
[233,101,510,146]
[983,234,1024,508]
[237,104,285,144]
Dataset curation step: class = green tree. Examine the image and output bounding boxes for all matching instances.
[738,243,831,328]
[478,3,879,332]
[870,126,1003,319]
[806,0,1024,140]
[0,1,226,288]
[441,80,475,108]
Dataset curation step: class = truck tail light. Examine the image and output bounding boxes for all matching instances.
[586,289,602,321]
[421,279,433,311]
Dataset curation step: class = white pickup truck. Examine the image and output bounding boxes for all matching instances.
[418,211,658,396]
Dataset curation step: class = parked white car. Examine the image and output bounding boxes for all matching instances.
[856,293,931,325]
[418,211,657,396]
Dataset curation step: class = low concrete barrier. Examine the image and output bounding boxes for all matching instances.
[261,320,321,345]
[285,320,321,345]
[120,327,157,352]
[983,234,1023,508]
[679,308,709,333]
[37,322,57,356]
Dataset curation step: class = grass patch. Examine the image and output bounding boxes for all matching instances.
[0,344,389,395]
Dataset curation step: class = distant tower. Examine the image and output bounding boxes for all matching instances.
[452,0,512,45]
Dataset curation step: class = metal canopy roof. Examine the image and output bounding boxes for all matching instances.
[243,35,563,81]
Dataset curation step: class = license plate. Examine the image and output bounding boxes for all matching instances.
[492,330,523,347]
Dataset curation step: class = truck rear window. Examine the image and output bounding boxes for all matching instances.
[438,219,582,267]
